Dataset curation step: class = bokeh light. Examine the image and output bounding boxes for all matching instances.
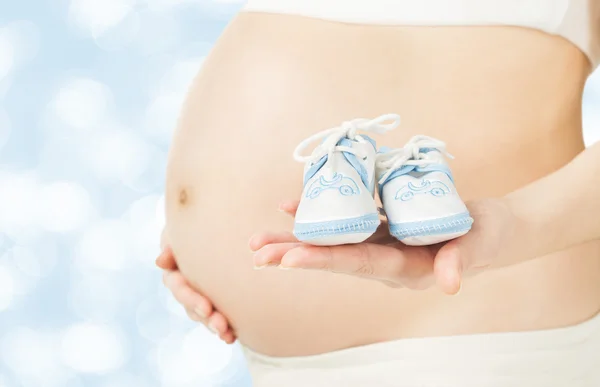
[0,107,10,152]
[156,327,234,386]
[0,264,15,312]
[37,181,95,233]
[0,20,40,66]
[1,327,76,387]
[67,274,124,321]
[0,171,42,242]
[60,323,128,374]
[51,77,114,132]
[76,219,134,271]
[68,0,137,38]
[8,239,58,278]
[0,29,14,81]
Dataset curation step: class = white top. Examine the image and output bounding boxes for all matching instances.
[243,0,600,70]
[241,311,600,387]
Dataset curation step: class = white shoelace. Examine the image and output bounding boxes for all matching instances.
[293,114,401,168]
[376,135,453,184]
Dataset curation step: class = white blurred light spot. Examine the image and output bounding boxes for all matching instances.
[156,195,166,234]
[9,243,57,279]
[0,108,11,151]
[132,10,181,55]
[0,171,39,237]
[0,374,13,387]
[157,327,234,385]
[69,0,136,37]
[1,20,40,66]
[158,58,203,95]
[84,129,155,186]
[99,373,154,387]
[37,181,94,233]
[0,265,15,311]
[583,108,600,146]
[68,275,123,320]
[136,298,173,342]
[76,220,132,270]
[0,260,38,296]
[141,0,196,10]
[163,289,189,319]
[92,11,140,51]
[143,93,181,142]
[123,195,163,262]
[144,57,203,143]
[61,323,127,373]
[2,327,73,386]
[52,77,112,130]
[0,31,14,81]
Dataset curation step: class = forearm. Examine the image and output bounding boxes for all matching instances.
[503,141,600,265]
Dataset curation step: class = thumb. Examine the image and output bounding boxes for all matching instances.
[156,245,178,270]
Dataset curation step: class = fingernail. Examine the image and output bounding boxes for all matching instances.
[194,307,207,319]
[455,280,462,295]
[253,251,268,268]
[278,265,292,270]
[253,265,267,270]
[208,323,218,334]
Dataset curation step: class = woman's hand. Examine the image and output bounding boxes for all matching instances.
[156,244,236,344]
[250,198,517,294]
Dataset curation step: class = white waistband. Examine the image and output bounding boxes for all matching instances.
[242,311,600,387]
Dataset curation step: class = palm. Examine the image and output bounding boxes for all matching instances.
[252,198,513,294]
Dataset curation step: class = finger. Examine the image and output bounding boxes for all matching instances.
[207,312,230,336]
[249,231,298,252]
[433,240,463,295]
[186,308,205,323]
[156,246,177,270]
[278,199,300,216]
[186,308,236,344]
[163,271,213,318]
[253,242,304,268]
[280,243,435,287]
[220,330,236,344]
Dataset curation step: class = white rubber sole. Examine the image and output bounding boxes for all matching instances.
[388,211,474,246]
[293,213,380,246]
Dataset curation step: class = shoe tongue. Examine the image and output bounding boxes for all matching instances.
[338,135,377,151]
[336,137,353,147]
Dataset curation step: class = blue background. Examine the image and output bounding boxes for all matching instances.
[0,1,598,386]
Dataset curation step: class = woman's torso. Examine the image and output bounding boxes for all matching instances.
[164,12,600,357]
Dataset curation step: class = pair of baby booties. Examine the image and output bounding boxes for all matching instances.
[292,114,473,246]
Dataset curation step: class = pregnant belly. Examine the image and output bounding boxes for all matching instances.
[164,12,600,356]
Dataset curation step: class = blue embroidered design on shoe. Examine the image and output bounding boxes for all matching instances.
[306,173,360,199]
[394,179,450,201]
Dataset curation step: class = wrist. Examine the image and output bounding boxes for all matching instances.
[497,193,541,267]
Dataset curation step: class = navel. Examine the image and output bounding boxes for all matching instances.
[178,188,189,205]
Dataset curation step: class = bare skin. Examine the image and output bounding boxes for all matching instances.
[160,12,600,356]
